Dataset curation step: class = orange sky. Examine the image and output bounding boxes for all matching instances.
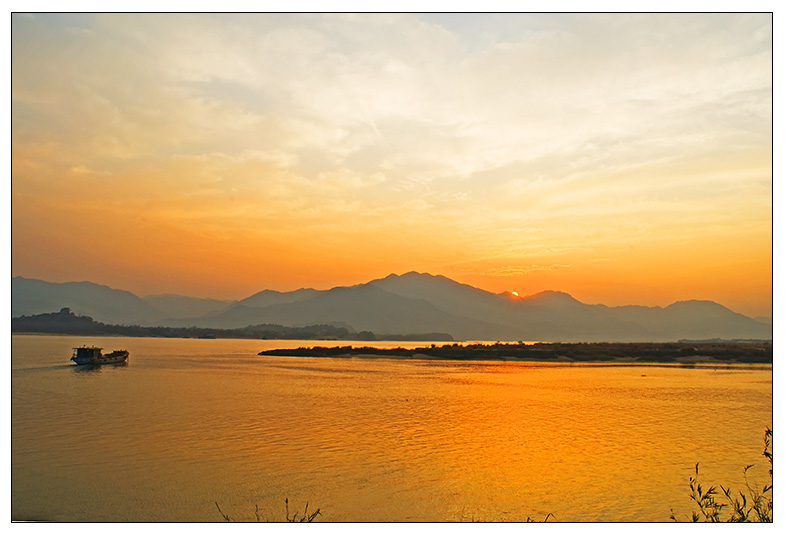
[11,13,773,317]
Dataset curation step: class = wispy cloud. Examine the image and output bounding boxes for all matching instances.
[11,13,772,315]
[465,264,573,277]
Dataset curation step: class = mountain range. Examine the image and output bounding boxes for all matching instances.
[11,273,772,342]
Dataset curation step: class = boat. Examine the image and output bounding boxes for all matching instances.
[71,346,129,365]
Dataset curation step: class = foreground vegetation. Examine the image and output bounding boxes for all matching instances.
[260,341,772,363]
[216,499,321,522]
[671,428,772,522]
[213,430,771,522]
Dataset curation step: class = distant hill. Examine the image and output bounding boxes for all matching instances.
[236,288,318,308]
[156,288,320,328]
[241,283,508,338]
[12,277,162,325]
[143,294,235,319]
[11,273,773,342]
[366,273,771,341]
[650,300,769,341]
[161,282,508,337]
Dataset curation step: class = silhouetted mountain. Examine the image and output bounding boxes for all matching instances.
[236,288,318,308]
[371,271,518,327]
[12,276,162,325]
[166,282,509,337]
[158,288,320,328]
[368,276,649,340]
[652,300,770,340]
[143,294,235,319]
[519,290,582,306]
[159,304,291,329]
[11,273,772,341]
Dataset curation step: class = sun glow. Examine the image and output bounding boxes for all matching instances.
[9,13,773,318]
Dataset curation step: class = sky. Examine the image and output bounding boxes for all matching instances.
[10,13,773,317]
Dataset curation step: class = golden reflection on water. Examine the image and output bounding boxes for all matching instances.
[11,336,772,522]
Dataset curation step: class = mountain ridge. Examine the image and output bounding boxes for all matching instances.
[11,273,772,342]
[12,276,162,325]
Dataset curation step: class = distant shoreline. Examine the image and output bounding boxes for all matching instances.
[258,342,773,365]
[11,333,773,365]
[10,310,454,342]
[268,353,773,369]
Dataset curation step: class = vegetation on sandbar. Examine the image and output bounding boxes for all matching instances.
[259,341,772,363]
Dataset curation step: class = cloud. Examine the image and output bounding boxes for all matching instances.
[67,164,112,176]
[13,13,771,192]
[11,13,772,314]
[475,264,573,277]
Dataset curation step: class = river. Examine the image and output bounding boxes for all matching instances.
[11,334,773,522]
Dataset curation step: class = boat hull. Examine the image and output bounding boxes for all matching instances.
[71,348,129,366]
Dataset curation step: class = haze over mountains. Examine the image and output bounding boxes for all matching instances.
[12,273,772,342]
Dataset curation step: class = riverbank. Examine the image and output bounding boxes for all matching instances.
[259,341,773,364]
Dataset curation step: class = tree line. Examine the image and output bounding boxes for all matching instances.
[11,308,453,341]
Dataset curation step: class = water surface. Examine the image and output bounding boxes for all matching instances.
[12,335,772,522]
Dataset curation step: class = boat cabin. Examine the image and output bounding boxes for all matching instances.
[74,346,102,359]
